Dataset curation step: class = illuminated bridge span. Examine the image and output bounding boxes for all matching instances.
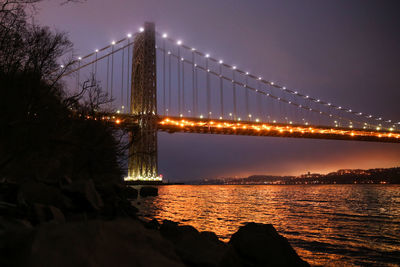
[60,22,400,182]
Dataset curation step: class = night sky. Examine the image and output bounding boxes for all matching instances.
[36,0,400,181]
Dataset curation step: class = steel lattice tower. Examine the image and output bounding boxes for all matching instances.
[127,22,159,181]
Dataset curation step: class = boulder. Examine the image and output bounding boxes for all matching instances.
[160,220,228,267]
[0,217,34,267]
[19,181,72,210]
[62,179,103,211]
[124,186,138,199]
[32,203,65,224]
[27,219,185,267]
[139,186,158,197]
[223,222,309,267]
[144,218,160,230]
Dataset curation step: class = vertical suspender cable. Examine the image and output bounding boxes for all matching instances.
[163,39,166,116]
[168,51,171,115]
[257,81,261,120]
[106,54,109,97]
[127,40,130,113]
[95,51,98,76]
[178,47,181,115]
[219,63,223,118]
[111,45,114,99]
[182,59,185,115]
[233,70,237,120]
[121,45,124,110]
[206,58,210,118]
[77,61,80,92]
[195,58,198,116]
[192,51,195,117]
[245,75,249,119]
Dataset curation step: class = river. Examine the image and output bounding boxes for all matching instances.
[136,185,400,266]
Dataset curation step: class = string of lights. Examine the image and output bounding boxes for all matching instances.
[156,46,384,131]
[155,31,400,127]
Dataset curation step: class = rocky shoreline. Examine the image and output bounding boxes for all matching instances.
[0,180,309,266]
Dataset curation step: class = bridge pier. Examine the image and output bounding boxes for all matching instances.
[126,22,160,182]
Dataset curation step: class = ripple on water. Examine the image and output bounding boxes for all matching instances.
[136,184,400,266]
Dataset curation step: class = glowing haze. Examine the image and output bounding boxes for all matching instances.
[36,0,400,181]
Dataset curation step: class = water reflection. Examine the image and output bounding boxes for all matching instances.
[136,185,400,266]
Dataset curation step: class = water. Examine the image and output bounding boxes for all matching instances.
[136,185,400,266]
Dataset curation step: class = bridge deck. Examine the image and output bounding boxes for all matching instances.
[97,114,400,143]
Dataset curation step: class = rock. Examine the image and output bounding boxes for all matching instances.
[27,219,185,267]
[0,217,34,267]
[62,179,103,211]
[144,218,160,230]
[139,186,158,197]
[19,181,72,210]
[160,220,228,267]
[224,222,309,267]
[32,203,65,224]
[124,186,138,199]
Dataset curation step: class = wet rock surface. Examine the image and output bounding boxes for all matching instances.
[0,181,309,267]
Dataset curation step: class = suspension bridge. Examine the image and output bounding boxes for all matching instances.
[59,22,400,182]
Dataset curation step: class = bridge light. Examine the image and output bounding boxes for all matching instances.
[283,87,286,90]
[200,115,203,118]
[111,41,116,45]
[205,54,210,58]
[127,33,132,38]
[232,66,237,69]
[270,82,274,85]
[376,127,381,130]
[78,57,82,60]
[258,77,262,80]
[229,113,232,116]
[191,47,196,51]
[248,114,252,118]
[181,57,184,61]
[139,27,144,32]
[256,118,260,122]
[95,49,99,53]
[162,33,168,38]
[245,72,249,75]
[219,60,223,64]
[180,114,183,117]
[60,64,64,68]
[177,40,182,45]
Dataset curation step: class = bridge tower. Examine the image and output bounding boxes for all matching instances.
[127,22,160,182]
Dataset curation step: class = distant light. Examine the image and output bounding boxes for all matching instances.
[205,54,210,58]
[219,60,223,64]
[162,33,168,38]
[232,66,237,69]
[177,40,182,45]
[78,57,82,60]
[139,27,144,32]
[306,95,309,98]
[181,57,184,61]
[245,72,249,75]
[111,41,116,45]
[283,87,286,90]
[95,49,99,53]
[127,33,132,38]
[167,51,171,55]
[258,77,262,80]
[191,47,196,51]
[60,64,64,68]
[270,82,274,85]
